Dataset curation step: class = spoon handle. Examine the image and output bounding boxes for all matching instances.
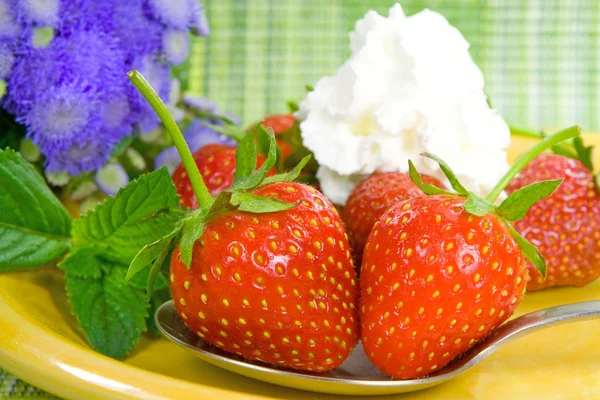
[448,301,600,372]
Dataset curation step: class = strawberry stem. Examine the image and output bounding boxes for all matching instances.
[486,125,581,203]
[128,70,214,210]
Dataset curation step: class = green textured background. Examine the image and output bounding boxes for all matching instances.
[188,0,600,131]
[2,0,598,398]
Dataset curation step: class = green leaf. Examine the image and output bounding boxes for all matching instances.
[497,179,563,221]
[0,149,72,271]
[255,125,282,168]
[206,191,237,219]
[72,167,182,263]
[506,224,547,277]
[231,192,298,213]
[305,84,314,92]
[179,211,206,268]
[573,137,594,171]
[421,153,469,196]
[280,124,319,174]
[0,109,26,150]
[408,160,454,196]
[463,194,494,216]
[230,126,277,191]
[207,123,246,142]
[263,155,311,185]
[58,247,104,279]
[65,264,148,359]
[288,101,299,113]
[233,128,257,182]
[126,222,182,280]
[551,144,577,159]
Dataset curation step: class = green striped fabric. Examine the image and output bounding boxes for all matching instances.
[189,0,600,131]
[2,0,599,397]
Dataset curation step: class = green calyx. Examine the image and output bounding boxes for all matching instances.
[126,70,311,288]
[409,125,582,278]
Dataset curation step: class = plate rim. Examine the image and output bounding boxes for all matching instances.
[0,271,269,400]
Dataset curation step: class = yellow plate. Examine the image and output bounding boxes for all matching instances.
[1,134,600,400]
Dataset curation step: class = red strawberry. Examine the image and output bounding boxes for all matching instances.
[172,144,274,209]
[170,182,360,372]
[261,114,296,134]
[506,153,600,290]
[360,195,527,379]
[358,127,580,379]
[342,172,444,264]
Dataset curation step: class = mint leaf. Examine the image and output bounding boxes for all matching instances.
[231,192,298,213]
[72,167,181,263]
[58,246,104,279]
[0,149,71,271]
[497,179,562,222]
[421,152,469,196]
[506,223,546,277]
[64,263,148,359]
[263,155,311,185]
[233,129,257,182]
[408,160,454,196]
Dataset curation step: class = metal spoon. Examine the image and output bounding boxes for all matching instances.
[156,300,600,396]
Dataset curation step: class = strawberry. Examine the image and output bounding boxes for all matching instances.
[361,195,527,379]
[342,172,444,264]
[172,144,273,209]
[128,71,358,372]
[261,114,296,135]
[359,126,580,379]
[170,181,359,372]
[506,146,600,290]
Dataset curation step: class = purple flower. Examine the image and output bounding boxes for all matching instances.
[182,94,218,113]
[21,79,101,154]
[95,162,130,195]
[145,0,195,30]
[154,146,181,175]
[0,0,21,39]
[190,1,209,36]
[162,29,189,65]
[17,0,61,27]
[1,0,210,176]
[111,0,163,64]
[46,136,116,174]
[0,43,14,79]
[185,118,236,151]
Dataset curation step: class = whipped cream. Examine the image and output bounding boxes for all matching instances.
[297,3,510,205]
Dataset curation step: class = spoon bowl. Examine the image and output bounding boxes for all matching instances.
[156,300,600,396]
